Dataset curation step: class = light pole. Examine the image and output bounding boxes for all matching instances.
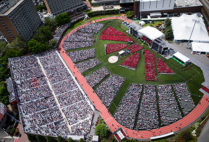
[187,13,201,49]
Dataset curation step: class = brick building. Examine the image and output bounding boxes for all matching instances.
[0,0,42,42]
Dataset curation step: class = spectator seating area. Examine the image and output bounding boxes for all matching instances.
[101,26,126,36]
[157,58,174,74]
[144,50,157,81]
[53,24,69,43]
[106,44,128,54]
[173,83,195,116]
[85,67,110,88]
[114,84,142,129]
[112,83,195,130]
[68,48,96,63]
[136,85,159,130]
[76,58,101,73]
[95,74,125,107]
[158,85,182,126]
[9,50,94,138]
[100,35,134,42]
[127,43,143,53]
[120,53,140,70]
[63,23,104,50]
[100,26,134,42]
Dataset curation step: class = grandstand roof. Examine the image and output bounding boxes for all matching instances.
[138,26,164,41]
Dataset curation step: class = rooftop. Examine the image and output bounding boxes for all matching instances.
[0,0,18,14]
[175,0,202,7]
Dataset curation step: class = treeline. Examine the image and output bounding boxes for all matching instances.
[164,18,174,40]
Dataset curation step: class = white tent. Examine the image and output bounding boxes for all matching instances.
[138,26,164,41]
[172,13,209,42]
[173,52,190,64]
[192,42,209,54]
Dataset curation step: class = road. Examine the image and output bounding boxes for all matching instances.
[197,119,209,142]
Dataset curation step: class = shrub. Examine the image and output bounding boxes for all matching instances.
[95,124,108,138]
[55,13,70,26]
[126,11,134,19]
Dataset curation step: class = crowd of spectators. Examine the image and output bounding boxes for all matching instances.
[127,43,143,53]
[101,26,126,36]
[53,24,69,42]
[106,44,128,54]
[157,58,174,74]
[136,85,159,130]
[120,53,140,70]
[9,50,94,138]
[144,50,157,81]
[114,84,142,129]
[100,35,134,42]
[78,23,104,33]
[76,58,101,73]
[68,48,96,63]
[85,67,110,88]
[62,23,104,50]
[100,26,134,42]
[158,85,182,126]
[173,83,195,115]
[63,41,94,50]
[95,74,125,107]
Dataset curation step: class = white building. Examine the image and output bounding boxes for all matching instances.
[139,0,174,12]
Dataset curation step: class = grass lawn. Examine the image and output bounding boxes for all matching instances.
[66,19,204,116]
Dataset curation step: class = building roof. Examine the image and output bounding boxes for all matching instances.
[192,42,209,53]
[173,52,190,63]
[0,103,6,121]
[138,26,164,41]
[175,0,202,7]
[130,22,142,31]
[172,13,209,42]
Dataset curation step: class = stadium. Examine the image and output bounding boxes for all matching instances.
[8,16,209,141]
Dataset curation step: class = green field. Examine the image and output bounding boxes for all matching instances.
[66,19,204,115]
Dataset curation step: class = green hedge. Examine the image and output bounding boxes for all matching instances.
[86,10,119,17]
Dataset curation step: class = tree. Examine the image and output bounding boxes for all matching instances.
[125,11,134,19]
[57,136,66,142]
[181,131,193,141]
[165,18,171,27]
[36,4,47,12]
[46,136,57,142]
[55,13,70,26]
[95,124,108,138]
[68,137,74,142]
[0,81,9,105]
[49,39,57,48]
[7,36,27,49]
[27,134,37,142]
[45,18,57,31]
[0,41,7,56]
[36,135,46,142]
[165,26,174,40]
[34,26,52,43]
[28,39,51,54]
[79,138,84,142]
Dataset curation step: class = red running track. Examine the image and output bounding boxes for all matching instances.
[58,16,209,140]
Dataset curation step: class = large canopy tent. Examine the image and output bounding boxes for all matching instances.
[172,13,209,42]
[173,52,190,66]
[192,42,209,54]
[138,26,164,41]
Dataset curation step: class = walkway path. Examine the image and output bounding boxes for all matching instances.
[58,16,209,140]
